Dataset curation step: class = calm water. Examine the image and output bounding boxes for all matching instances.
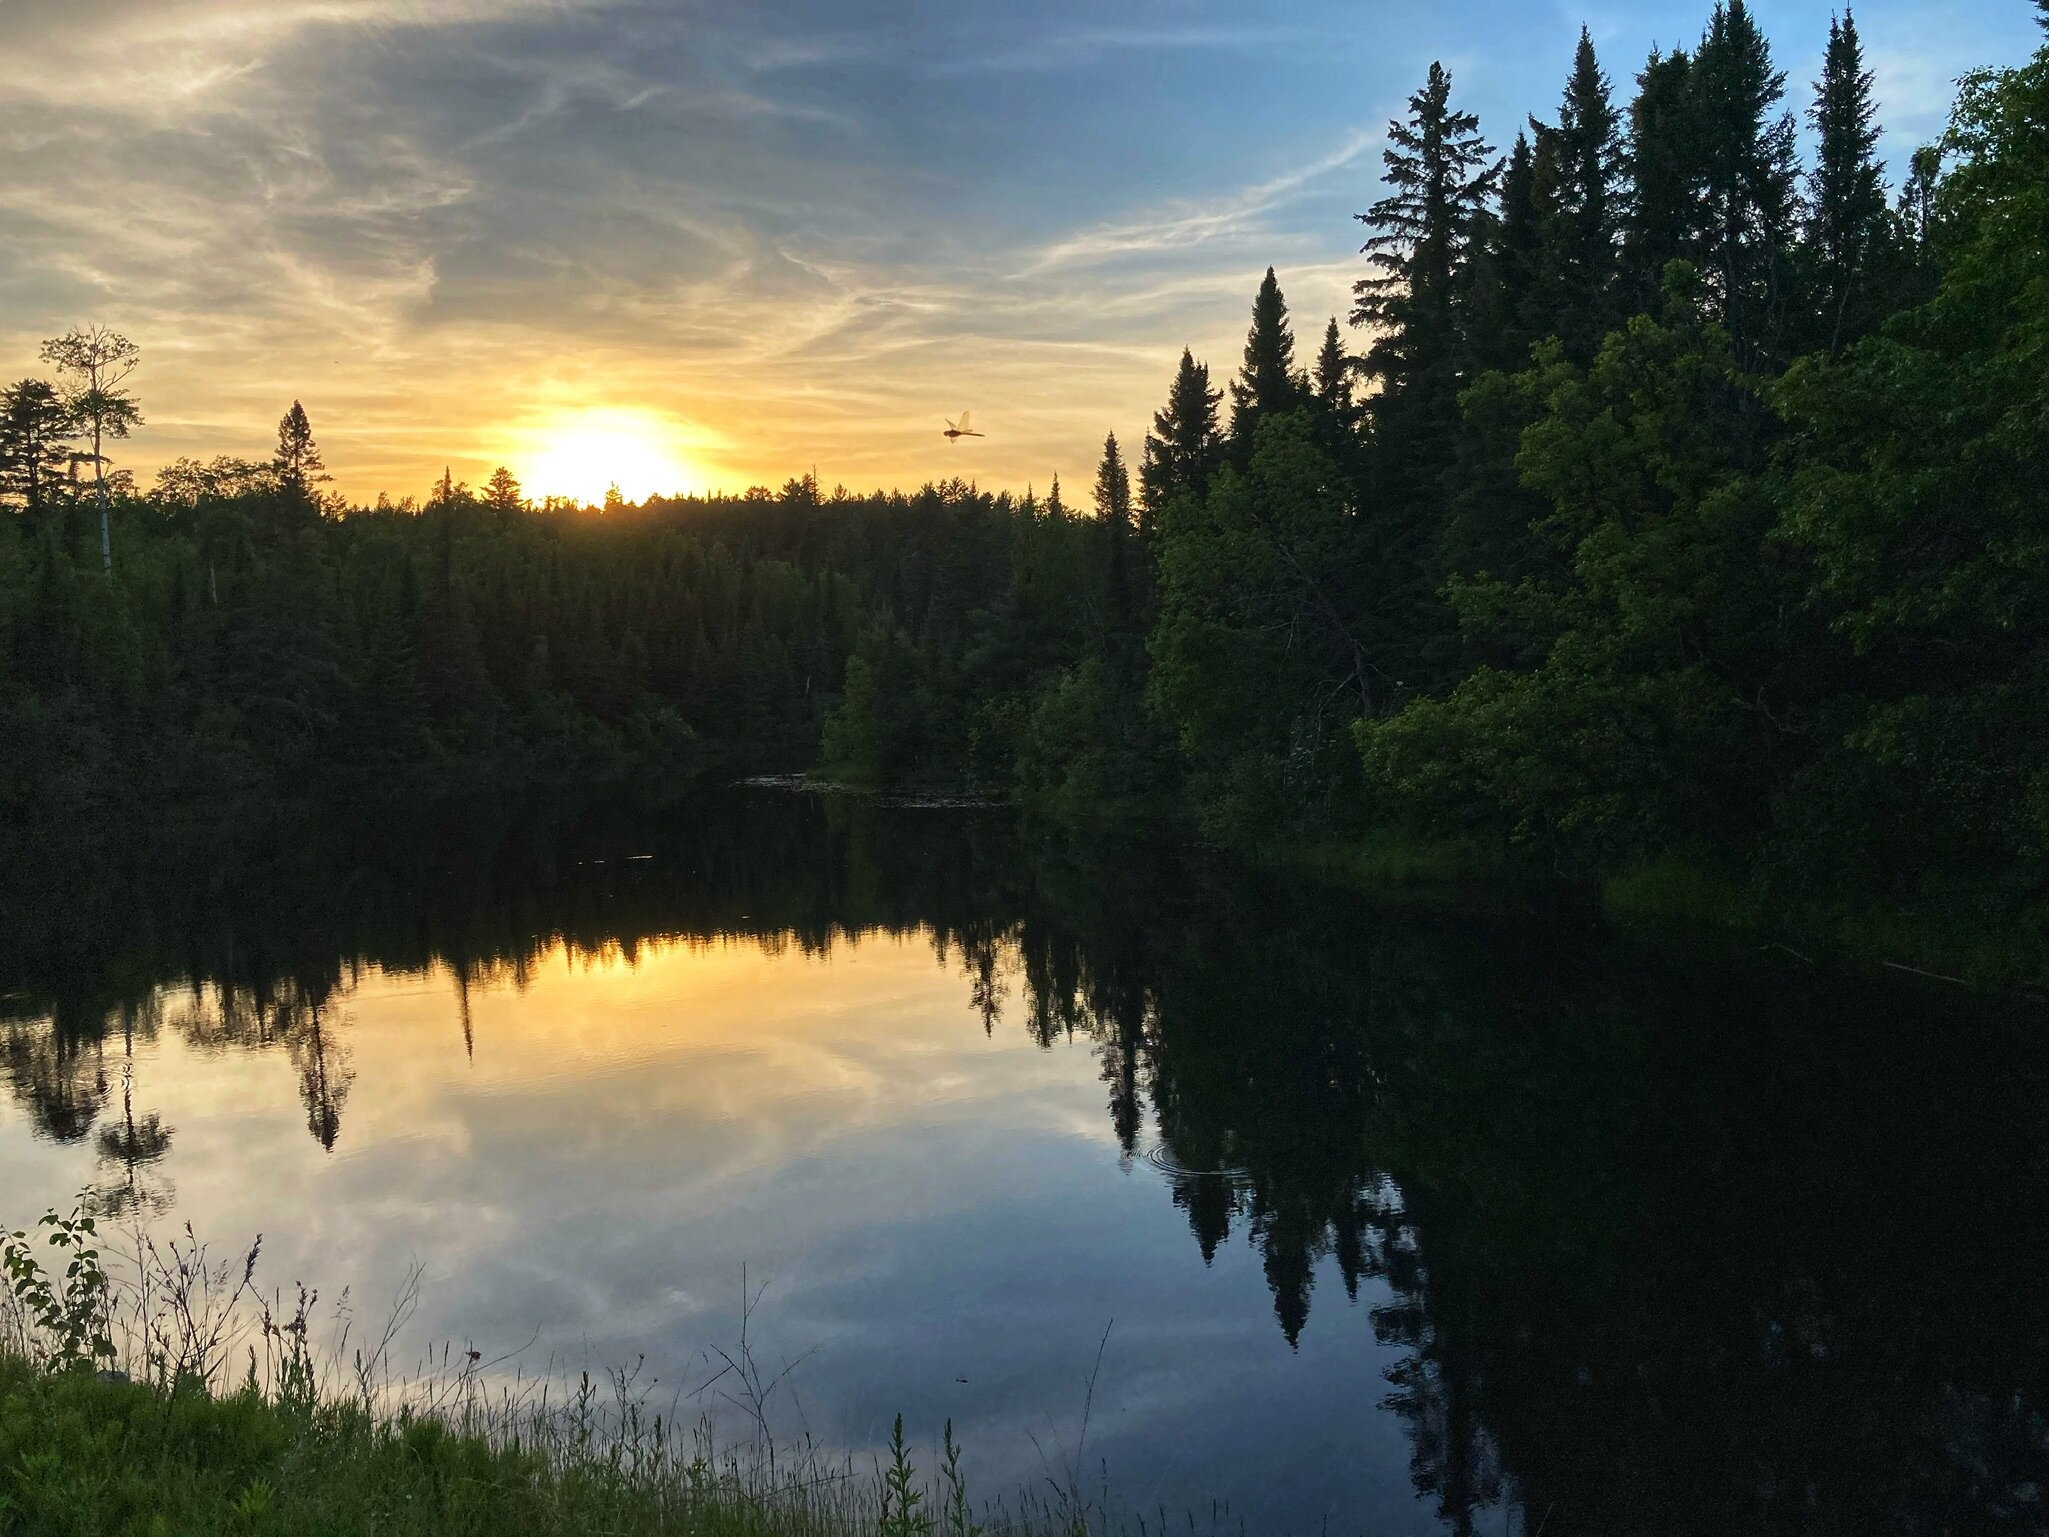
[6,790,2049,1535]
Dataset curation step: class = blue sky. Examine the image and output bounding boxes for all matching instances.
[0,0,2036,501]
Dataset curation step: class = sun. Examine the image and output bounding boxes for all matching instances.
[513,408,701,506]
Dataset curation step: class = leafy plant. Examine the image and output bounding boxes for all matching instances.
[877,1414,932,1537]
[2,1203,115,1372]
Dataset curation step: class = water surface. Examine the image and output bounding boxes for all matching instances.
[7,791,2048,1534]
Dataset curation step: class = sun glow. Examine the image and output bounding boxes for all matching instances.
[513,409,703,506]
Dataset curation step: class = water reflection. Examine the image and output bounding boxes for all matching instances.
[5,789,2049,1534]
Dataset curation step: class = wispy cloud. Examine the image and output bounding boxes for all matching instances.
[1018,127,1379,275]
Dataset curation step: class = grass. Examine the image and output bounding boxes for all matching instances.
[0,1211,1128,1537]
[0,1355,833,1537]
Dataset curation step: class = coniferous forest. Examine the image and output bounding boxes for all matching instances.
[7,3,2049,961]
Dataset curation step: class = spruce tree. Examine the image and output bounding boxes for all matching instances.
[1229,267,1304,448]
[1463,131,1545,373]
[484,466,525,516]
[1353,61,1499,455]
[1541,27,1626,354]
[1139,348,1223,531]
[1093,432,1136,641]
[1693,0,1800,366]
[1092,431,1131,530]
[1623,47,1703,303]
[0,379,75,521]
[1804,10,1888,353]
[274,401,328,511]
[1314,316,1354,415]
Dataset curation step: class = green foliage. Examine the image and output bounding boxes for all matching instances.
[1359,276,1797,862]
[1771,40,2049,895]
[1149,413,1366,842]
[2,1204,114,1373]
[0,1343,1011,1537]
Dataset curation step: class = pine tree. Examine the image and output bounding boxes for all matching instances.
[1353,59,1499,679]
[1693,0,1801,365]
[1353,61,1499,457]
[1092,432,1131,530]
[273,401,328,510]
[1313,316,1360,431]
[1139,348,1223,532]
[1623,47,1704,303]
[0,379,75,520]
[1094,432,1137,641]
[1462,132,1545,373]
[1541,27,1626,354]
[1804,10,1889,353]
[484,466,525,515]
[1229,267,1304,447]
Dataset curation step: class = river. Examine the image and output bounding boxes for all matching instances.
[4,787,2047,1534]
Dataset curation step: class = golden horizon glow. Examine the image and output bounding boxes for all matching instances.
[510,408,706,506]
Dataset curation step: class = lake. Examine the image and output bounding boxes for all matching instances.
[5,788,2048,1535]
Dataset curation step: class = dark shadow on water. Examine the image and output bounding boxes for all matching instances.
[5,786,2048,1535]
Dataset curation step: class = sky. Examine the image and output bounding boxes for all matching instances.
[0,0,2038,506]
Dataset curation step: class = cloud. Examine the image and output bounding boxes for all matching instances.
[1018,127,1379,275]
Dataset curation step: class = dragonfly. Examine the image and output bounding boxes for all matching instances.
[942,411,985,442]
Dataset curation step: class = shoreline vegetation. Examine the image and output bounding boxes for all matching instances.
[0,1208,1132,1537]
[6,8,2049,995]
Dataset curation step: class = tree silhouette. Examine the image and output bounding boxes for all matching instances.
[0,379,75,521]
[39,328,140,572]
[1139,348,1223,533]
[1804,9,1888,353]
[1229,267,1305,448]
[273,400,329,511]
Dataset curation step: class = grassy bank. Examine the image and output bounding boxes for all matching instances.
[0,1212,1088,1537]
[0,1354,884,1537]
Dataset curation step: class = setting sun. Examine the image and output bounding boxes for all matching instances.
[513,408,702,506]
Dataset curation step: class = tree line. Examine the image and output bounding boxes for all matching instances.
[5,1,2048,929]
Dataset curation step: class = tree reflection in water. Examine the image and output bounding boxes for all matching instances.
[3,786,2046,1534]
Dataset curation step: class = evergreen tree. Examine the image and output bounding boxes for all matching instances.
[1623,47,1704,303]
[1092,432,1131,530]
[1540,27,1626,354]
[1139,348,1224,532]
[1461,132,1545,374]
[1093,431,1144,658]
[1314,316,1354,416]
[1804,10,1890,353]
[484,466,525,516]
[1353,62,1500,460]
[1354,61,1499,686]
[0,379,75,520]
[273,401,328,510]
[1229,268,1305,449]
[1693,0,1801,366]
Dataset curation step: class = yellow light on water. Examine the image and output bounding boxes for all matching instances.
[514,408,700,506]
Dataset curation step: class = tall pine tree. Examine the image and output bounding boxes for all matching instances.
[1804,9,1889,353]
[1229,267,1305,450]
[1538,27,1626,355]
[1623,47,1704,304]
[1353,61,1499,465]
[1139,349,1224,534]
[1353,61,1499,685]
[1693,0,1801,366]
